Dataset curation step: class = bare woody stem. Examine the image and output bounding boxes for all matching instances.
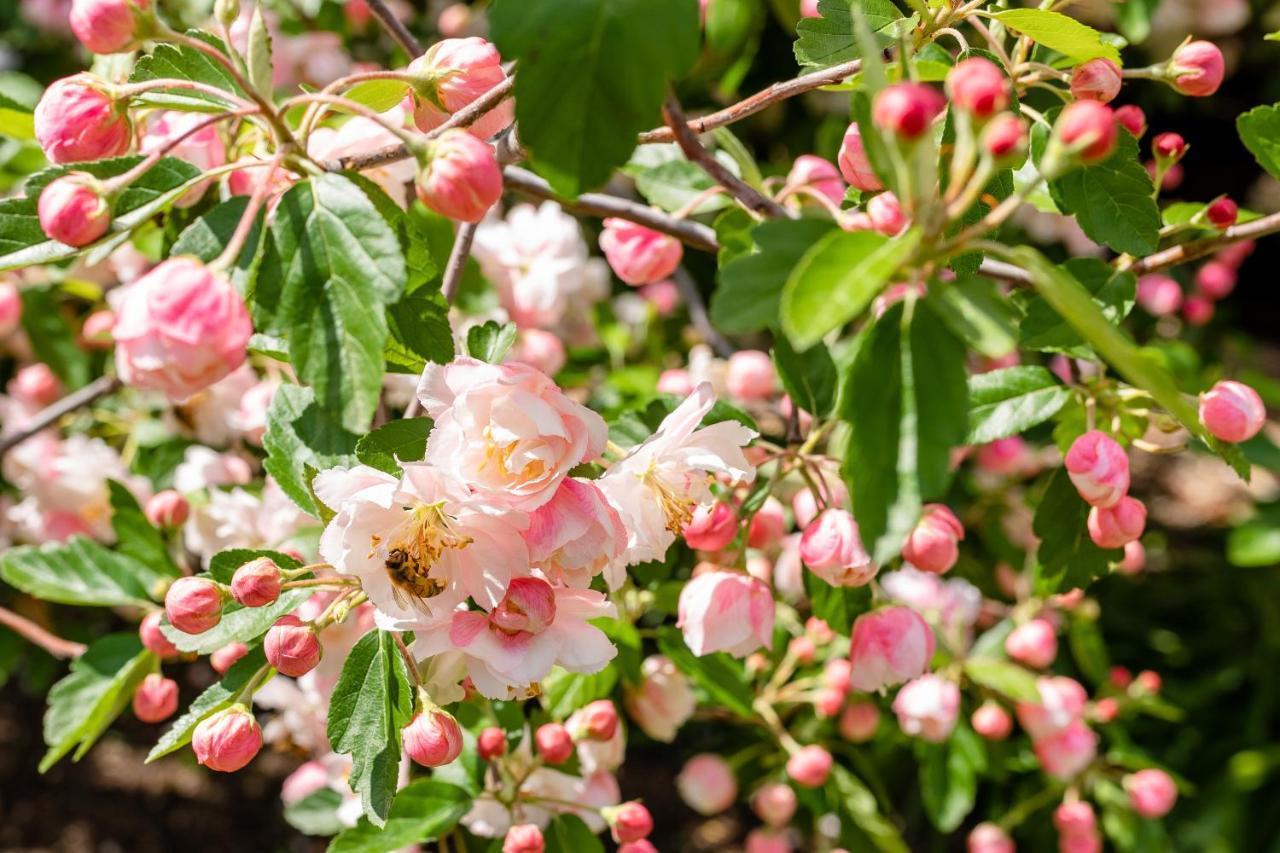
[0,605,87,659]
[391,630,424,685]
[0,375,122,459]
[441,221,480,304]
[214,149,288,270]
[365,0,423,56]
[104,108,255,194]
[673,267,737,358]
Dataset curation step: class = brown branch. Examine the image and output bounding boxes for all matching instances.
[663,94,790,220]
[0,605,86,659]
[1124,209,1280,276]
[640,59,863,144]
[502,165,720,253]
[0,375,121,458]
[674,267,736,357]
[441,221,480,304]
[366,0,422,56]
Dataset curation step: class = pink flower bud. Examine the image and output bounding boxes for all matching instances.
[113,257,252,402]
[747,496,788,550]
[264,615,322,677]
[799,509,875,587]
[491,577,557,634]
[787,154,845,203]
[850,606,934,692]
[683,501,740,551]
[132,672,178,723]
[1196,260,1236,300]
[37,172,111,247]
[946,57,1010,118]
[752,782,797,827]
[1070,58,1122,103]
[1170,40,1224,96]
[785,744,833,788]
[837,123,883,191]
[231,557,282,608]
[656,368,694,396]
[1135,669,1162,694]
[503,824,545,853]
[80,309,116,347]
[211,642,249,675]
[1064,430,1130,508]
[1206,196,1238,229]
[574,699,619,741]
[0,282,22,337]
[508,329,566,376]
[192,705,262,772]
[406,37,514,140]
[1199,379,1265,442]
[34,74,132,164]
[1216,239,1254,269]
[1087,496,1146,549]
[599,218,684,286]
[1136,274,1183,316]
[800,0,820,17]
[1091,696,1119,722]
[892,674,960,742]
[1152,132,1186,162]
[1055,101,1116,163]
[9,363,60,406]
[788,635,816,663]
[1034,719,1098,779]
[1054,800,1097,835]
[618,843,659,853]
[1113,104,1147,138]
[164,576,224,635]
[474,727,506,760]
[823,657,853,693]
[1117,540,1146,575]
[69,0,150,54]
[143,489,189,529]
[839,700,880,742]
[676,753,738,815]
[968,822,1015,853]
[677,570,775,658]
[872,83,946,140]
[415,129,502,223]
[1005,618,1059,669]
[726,350,776,401]
[404,707,463,767]
[813,686,844,718]
[1182,294,1214,326]
[139,610,179,659]
[607,801,654,844]
[1125,768,1178,818]
[901,503,964,574]
[866,191,908,236]
[744,830,791,853]
[534,722,574,764]
[140,111,227,208]
[982,113,1028,160]
[972,701,1013,740]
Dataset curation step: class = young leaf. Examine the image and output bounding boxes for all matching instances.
[0,91,34,140]
[326,779,470,853]
[246,5,274,99]
[129,30,246,111]
[794,0,910,69]
[466,320,518,363]
[656,626,755,718]
[841,299,969,563]
[490,0,700,196]
[1,537,160,608]
[781,228,922,350]
[1237,103,1280,181]
[285,788,348,837]
[355,417,433,476]
[1046,131,1159,257]
[41,635,153,771]
[327,630,415,826]
[963,658,1041,702]
[541,666,620,719]
[147,645,268,762]
[711,218,837,334]
[543,814,606,853]
[343,79,411,113]
[773,334,838,418]
[828,765,910,853]
[1032,467,1119,592]
[935,276,1019,359]
[919,724,984,832]
[208,548,304,584]
[991,10,1121,64]
[966,366,1071,443]
[262,384,360,516]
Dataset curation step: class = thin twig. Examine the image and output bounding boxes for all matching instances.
[391,631,424,685]
[0,375,121,458]
[1123,210,1280,275]
[441,221,479,304]
[365,0,422,56]
[673,267,736,357]
[502,166,720,252]
[0,605,87,659]
[662,94,790,219]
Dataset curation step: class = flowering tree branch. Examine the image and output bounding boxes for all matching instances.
[0,375,122,459]
[0,605,87,659]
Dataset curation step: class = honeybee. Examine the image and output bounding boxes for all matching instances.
[384,547,446,609]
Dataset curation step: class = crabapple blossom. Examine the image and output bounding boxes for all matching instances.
[1152,132,1187,162]
[211,642,249,675]
[892,675,960,742]
[404,707,463,767]
[1183,294,1215,326]
[606,802,654,844]
[509,329,568,376]
[307,107,416,207]
[624,655,696,742]
[132,673,178,723]
[786,745,833,787]
[1137,274,1183,315]
[972,701,1013,740]
[572,699,620,742]
[799,509,875,586]
[946,57,1010,117]
[598,218,684,286]
[1005,619,1059,668]
[872,83,946,140]
[1034,719,1099,779]
[753,782,797,827]
[726,350,776,401]
[264,615,322,677]
[139,611,178,659]
[676,754,737,815]
[415,130,503,223]
[37,173,111,247]
[1197,261,1236,299]
[0,283,21,336]
[69,0,152,54]
[1170,40,1225,96]
[193,705,262,772]
[867,191,908,236]
[144,490,188,529]
[503,825,545,853]
[850,606,935,692]
[1125,768,1178,818]
[676,570,774,658]
[405,37,514,140]
[968,823,1015,853]
[1199,380,1266,442]
[837,123,883,191]
[477,727,507,760]
[1206,196,1239,228]
[1054,101,1116,163]
[165,576,224,635]
[1016,676,1089,738]
[9,364,60,407]
[140,111,227,207]
[1087,496,1147,549]
[683,501,739,551]
[1065,430,1130,508]
[1070,59,1122,103]
[535,722,574,764]
[1113,104,1147,137]
[983,113,1028,160]
[748,496,788,550]
[523,478,627,589]
[1054,800,1096,835]
[901,504,964,574]
[786,154,845,203]
[34,74,132,164]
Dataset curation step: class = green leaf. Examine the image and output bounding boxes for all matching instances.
[656,626,755,718]
[794,0,910,69]
[327,630,415,826]
[543,814,606,853]
[466,320,518,363]
[262,384,360,516]
[170,196,265,291]
[966,366,1070,444]
[1032,467,1118,592]
[1020,258,1136,358]
[541,665,619,719]
[147,645,267,762]
[841,299,968,563]
[491,0,700,195]
[385,292,454,374]
[711,218,836,334]
[992,9,1121,64]
[1,537,160,607]
[0,92,34,140]
[355,418,433,476]
[344,79,411,113]
[41,635,153,772]
[829,765,909,853]
[1068,615,1111,686]
[161,588,311,655]
[108,481,181,578]
[268,174,407,432]
[208,548,304,584]
[1047,131,1159,256]
[285,788,348,837]
[1237,103,1280,181]
[246,6,274,99]
[327,779,470,853]
[625,145,737,214]
[935,276,1019,359]
[1227,516,1280,567]
[17,286,91,387]
[781,227,921,350]
[129,31,246,111]
[773,334,838,418]
[963,658,1041,702]
[919,725,984,832]
[803,567,869,635]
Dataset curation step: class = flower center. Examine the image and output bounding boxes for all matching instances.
[642,466,696,535]
[374,502,472,605]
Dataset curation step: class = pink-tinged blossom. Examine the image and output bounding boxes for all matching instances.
[314,463,529,621]
[37,172,110,247]
[1034,719,1098,779]
[523,478,626,589]
[676,754,737,815]
[901,503,964,574]
[1064,430,1130,508]
[508,329,567,377]
[1170,40,1224,97]
[799,508,876,587]
[599,218,684,286]
[165,576,224,635]
[597,383,755,565]
[418,357,607,511]
[264,615,322,677]
[968,823,1015,853]
[1137,274,1183,316]
[113,258,252,402]
[850,606,935,691]
[624,654,696,742]
[880,566,982,634]
[1087,496,1147,549]
[683,501,739,552]
[404,707,463,767]
[838,122,882,191]
[34,74,132,164]
[1199,380,1266,443]
[0,282,22,337]
[677,570,774,658]
[892,675,960,742]
[140,111,227,207]
[972,701,1013,740]
[946,57,1010,117]
[307,107,416,207]
[406,37,515,140]
[1055,101,1116,162]
[872,83,946,139]
[748,496,788,550]
[1070,58,1122,103]
[415,130,503,223]
[1005,618,1059,669]
[1125,768,1178,818]
[785,745,833,788]
[132,673,178,723]
[726,350,776,401]
[1016,676,1089,738]
[786,154,845,204]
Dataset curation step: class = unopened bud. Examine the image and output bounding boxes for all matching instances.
[1005,618,1059,669]
[1070,58,1122,103]
[1054,100,1117,164]
[867,191,908,236]
[231,557,282,607]
[132,672,179,722]
[837,122,882,191]
[946,57,1010,118]
[982,113,1027,161]
[1087,496,1147,549]
[573,699,619,741]
[403,707,463,767]
[971,700,1013,740]
[605,801,654,844]
[477,726,507,760]
[1113,104,1147,138]
[752,782,797,827]
[785,744,833,787]
[34,74,132,165]
[69,0,152,55]
[534,722,574,764]
[139,610,180,659]
[193,705,262,772]
[1205,195,1238,229]
[1125,768,1178,818]
[839,699,880,742]
[81,309,116,348]
[414,130,502,223]
[872,83,946,140]
[1199,380,1265,443]
[37,173,111,248]
[164,576,224,635]
[1169,40,1224,97]
[503,824,545,853]
[676,753,737,815]
[264,615,322,677]
[211,642,249,675]
[682,501,739,551]
[1152,132,1187,163]
[599,218,684,286]
[145,489,189,528]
